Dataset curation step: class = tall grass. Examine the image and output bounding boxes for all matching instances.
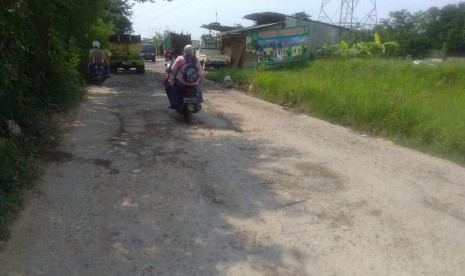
[207,60,465,164]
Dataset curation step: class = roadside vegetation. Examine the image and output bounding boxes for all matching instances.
[207,59,465,165]
[0,0,161,240]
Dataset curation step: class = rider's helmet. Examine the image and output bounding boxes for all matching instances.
[92,40,101,48]
[184,44,194,56]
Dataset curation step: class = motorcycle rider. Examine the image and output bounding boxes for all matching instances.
[167,44,204,109]
[88,40,110,78]
[164,48,181,95]
[164,49,171,61]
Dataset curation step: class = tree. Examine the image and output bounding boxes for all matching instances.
[151,31,165,55]
[435,3,465,55]
[374,32,399,57]
[201,33,214,41]
[291,11,311,21]
[105,0,135,34]
[374,10,430,57]
[373,2,465,57]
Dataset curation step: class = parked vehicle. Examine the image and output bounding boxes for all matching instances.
[108,34,145,74]
[89,63,106,85]
[141,44,156,61]
[196,37,230,70]
[163,32,191,59]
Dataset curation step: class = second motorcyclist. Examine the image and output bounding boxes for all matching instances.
[88,40,110,79]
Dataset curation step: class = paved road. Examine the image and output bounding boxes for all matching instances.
[1,61,464,275]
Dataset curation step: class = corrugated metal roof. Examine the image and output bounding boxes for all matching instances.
[243,12,287,24]
[200,22,237,32]
[216,12,344,36]
[220,22,284,36]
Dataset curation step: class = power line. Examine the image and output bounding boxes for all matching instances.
[134,0,193,24]
[131,1,171,18]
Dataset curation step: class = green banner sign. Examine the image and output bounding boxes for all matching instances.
[249,26,310,66]
[252,26,309,40]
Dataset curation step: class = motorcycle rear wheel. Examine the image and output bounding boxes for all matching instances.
[183,106,193,123]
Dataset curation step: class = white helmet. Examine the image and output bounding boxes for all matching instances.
[92,40,100,48]
[184,44,194,55]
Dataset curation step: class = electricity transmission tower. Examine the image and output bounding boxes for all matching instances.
[319,0,377,29]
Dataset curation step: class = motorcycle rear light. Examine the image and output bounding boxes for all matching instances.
[185,87,195,93]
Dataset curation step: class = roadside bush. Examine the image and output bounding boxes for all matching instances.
[0,0,86,240]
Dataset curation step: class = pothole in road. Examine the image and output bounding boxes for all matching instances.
[41,151,119,174]
[42,150,74,162]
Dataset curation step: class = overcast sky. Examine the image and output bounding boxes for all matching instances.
[131,0,462,40]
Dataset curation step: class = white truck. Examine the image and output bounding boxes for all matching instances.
[196,37,230,70]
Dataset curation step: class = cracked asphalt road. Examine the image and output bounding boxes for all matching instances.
[1,60,464,276]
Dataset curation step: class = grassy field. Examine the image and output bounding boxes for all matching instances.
[207,59,465,165]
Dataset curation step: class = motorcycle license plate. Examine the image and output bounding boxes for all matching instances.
[183,97,197,104]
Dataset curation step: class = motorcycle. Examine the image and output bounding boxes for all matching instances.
[89,63,106,85]
[178,85,202,123]
[164,66,202,124]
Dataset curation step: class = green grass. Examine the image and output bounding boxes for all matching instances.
[207,59,465,165]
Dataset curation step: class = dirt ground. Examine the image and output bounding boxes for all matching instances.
[0,60,464,276]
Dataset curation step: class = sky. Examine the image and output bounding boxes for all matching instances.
[130,0,462,40]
